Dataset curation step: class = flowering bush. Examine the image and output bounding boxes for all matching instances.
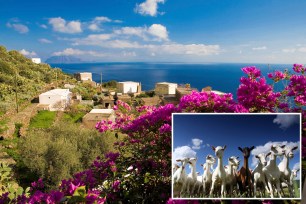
[0,65,305,203]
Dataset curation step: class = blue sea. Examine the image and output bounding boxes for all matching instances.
[50,62,291,98]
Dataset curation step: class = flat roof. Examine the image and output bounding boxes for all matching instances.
[118,81,139,84]
[40,89,71,96]
[89,109,114,114]
[156,82,178,85]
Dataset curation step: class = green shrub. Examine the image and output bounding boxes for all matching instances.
[19,121,117,189]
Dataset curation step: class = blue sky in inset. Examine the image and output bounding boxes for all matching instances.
[1,0,306,63]
[172,113,301,179]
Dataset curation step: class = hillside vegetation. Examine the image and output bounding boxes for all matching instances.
[0,45,72,115]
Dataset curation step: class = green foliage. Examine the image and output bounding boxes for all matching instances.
[19,122,115,189]
[29,111,56,128]
[0,162,30,200]
[0,119,8,134]
[14,123,22,137]
[136,91,156,98]
[102,80,117,88]
[0,45,73,114]
[72,83,97,100]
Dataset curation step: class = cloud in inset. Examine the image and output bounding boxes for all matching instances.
[135,0,165,16]
[191,138,203,150]
[7,22,29,34]
[48,17,82,34]
[273,114,299,130]
[173,146,196,163]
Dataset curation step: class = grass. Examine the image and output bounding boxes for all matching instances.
[63,112,85,123]
[29,110,56,128]
[0,119,8,134]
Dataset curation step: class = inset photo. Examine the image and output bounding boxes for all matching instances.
[172,113,301,200]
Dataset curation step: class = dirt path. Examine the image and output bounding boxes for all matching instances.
[3,103,38,138]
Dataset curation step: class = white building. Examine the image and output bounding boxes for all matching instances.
[31,58,41,64]
[38,89,71,111]
[74,72,92,81]
[117,81,141,94]
[155,82,178,95]
[82,109,115,128]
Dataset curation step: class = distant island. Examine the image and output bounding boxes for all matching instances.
[45,56,82,64]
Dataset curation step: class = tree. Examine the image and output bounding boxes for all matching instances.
[19,121,116,189]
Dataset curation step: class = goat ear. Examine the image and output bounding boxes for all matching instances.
[280,145,286,148]
[297,169,300,172]
[176,159,181,162]
[212,146,216,151]
[238,147,243,152]
[266,152,272,157]
[223,145,227,150]
[236,156,239,159]
[250,146,255,151]
[200,164,203,166]
[292,146,298,151]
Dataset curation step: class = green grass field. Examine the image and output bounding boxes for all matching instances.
[29,110,56,128]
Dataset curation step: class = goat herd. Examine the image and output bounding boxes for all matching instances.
[173,145,300,198]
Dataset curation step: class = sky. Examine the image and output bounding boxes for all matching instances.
[1,0,306,63]
[172,113,301,179]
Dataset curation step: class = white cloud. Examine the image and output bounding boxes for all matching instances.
[298,47,306,52]
[122,51,137,57]
[251,141,300,168]
[273,115,299,130]
[147,24,168,41]
[293,162,300,170]
[88,23,102,32]
[52,48,106,57]
[88,16,121,32]
[114,24,168,41]
[173,146,196,162]
[135,0,165,16]
[72,34,113,46]
[94,16,112,22]
[157,43,220,56]
[191,138,203,150]
[6,23,29,34]
[252,46,267,51]
[282,48,296,53]
[38,38,52,44]
[40,24,48,29]
[115,26,147,39]
[48,17,82,34]
[19,49,37,57]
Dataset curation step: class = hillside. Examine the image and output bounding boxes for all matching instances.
[0,45,73,115]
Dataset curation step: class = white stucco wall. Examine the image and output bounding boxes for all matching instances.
[118,82,139,94]
[39,89,71,111]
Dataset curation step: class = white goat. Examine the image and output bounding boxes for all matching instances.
[173,157,190,197]
[200,155,216,196]
[278,145,298,197]
[173,163,180,174]
[282,169,299,193]
[252,152,270,198]
[182,157,197,196]
[209,145,227,198]
[263,145,285,198]
[225,156,240,197]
